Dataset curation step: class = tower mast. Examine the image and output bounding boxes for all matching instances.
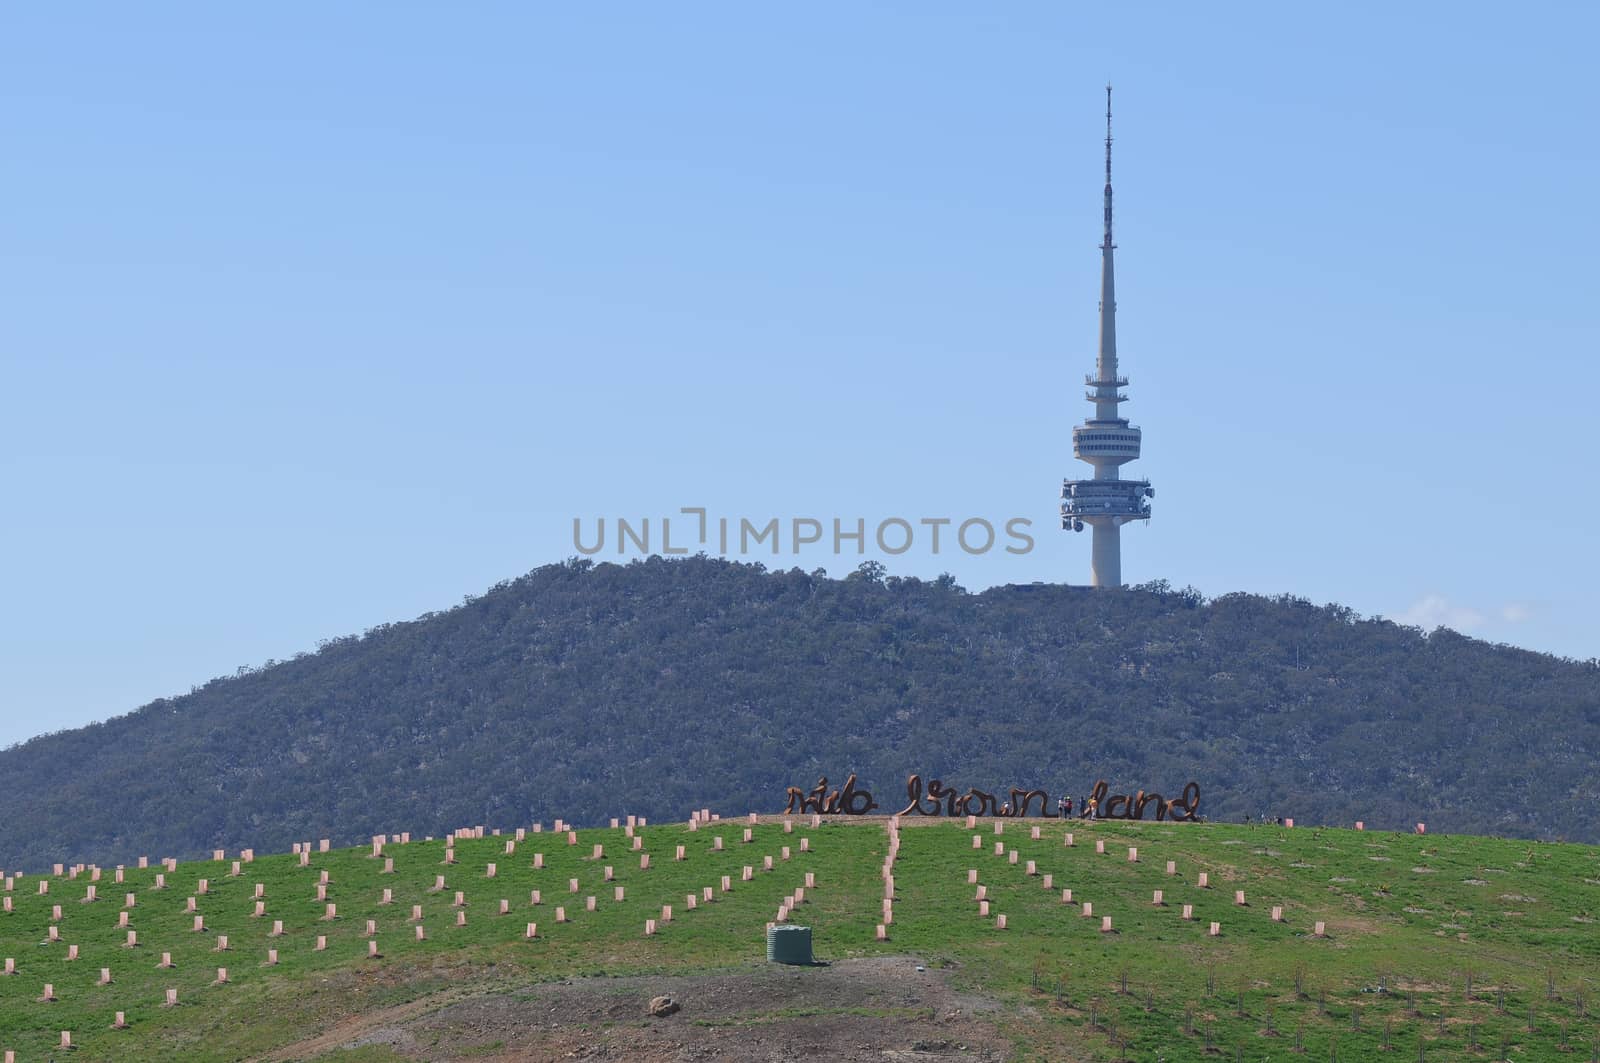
[1062,85,1153,587]
[1096,84,1118,424]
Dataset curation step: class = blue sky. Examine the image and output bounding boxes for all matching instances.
[2,3,1597,747]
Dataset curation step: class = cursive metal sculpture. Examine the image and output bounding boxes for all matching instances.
[783,774,1201,821]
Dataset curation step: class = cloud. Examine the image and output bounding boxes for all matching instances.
[1397,594,1484,631]
[1396,595,1537,633]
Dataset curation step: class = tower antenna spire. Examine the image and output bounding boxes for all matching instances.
[1103,83,1114,249]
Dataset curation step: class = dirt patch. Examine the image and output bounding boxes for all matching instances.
[258,985,480,1062]
[264,956,1014,1062]
[1319,913,1383,939]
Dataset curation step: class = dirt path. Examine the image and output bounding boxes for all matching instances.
[260,955,1015,1062]
[256,985,480,1062]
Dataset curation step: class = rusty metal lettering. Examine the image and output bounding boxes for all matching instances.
[1010,789,1051,818]
[1167,781,1202,822]
[960,789,1001,817]
[928,778,960,816]
[786,774,1201,821]
[837,773,878,815]
[897,774,936,817]
[784,776,833,815]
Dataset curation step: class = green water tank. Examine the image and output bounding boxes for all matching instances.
[766,924,813,965]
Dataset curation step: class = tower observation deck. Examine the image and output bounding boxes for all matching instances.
[1061,86,1153,587]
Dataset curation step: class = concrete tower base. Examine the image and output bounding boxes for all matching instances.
[1090,521,1121,588]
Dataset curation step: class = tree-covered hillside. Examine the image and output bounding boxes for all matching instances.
[2,556,1596,869]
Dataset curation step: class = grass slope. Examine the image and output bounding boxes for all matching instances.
[1,816,1596,1061]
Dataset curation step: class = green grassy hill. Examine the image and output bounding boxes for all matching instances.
[2,814,1595,1061]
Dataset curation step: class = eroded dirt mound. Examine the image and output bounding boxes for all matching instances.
[272,956,1012,1062]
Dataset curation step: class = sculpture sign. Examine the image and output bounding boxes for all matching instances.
[783,773,1200,822]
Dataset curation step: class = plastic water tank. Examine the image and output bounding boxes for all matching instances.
[766,924,813,965]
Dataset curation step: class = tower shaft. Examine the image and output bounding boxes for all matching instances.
[1093,245,1121,460]
[1090,522,1121,588]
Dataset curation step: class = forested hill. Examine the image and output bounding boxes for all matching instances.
[3,557,1597,870]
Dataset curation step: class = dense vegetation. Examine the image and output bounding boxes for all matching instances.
[1,556,1597,869]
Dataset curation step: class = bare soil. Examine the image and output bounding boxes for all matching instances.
[264,955,1015,1062]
